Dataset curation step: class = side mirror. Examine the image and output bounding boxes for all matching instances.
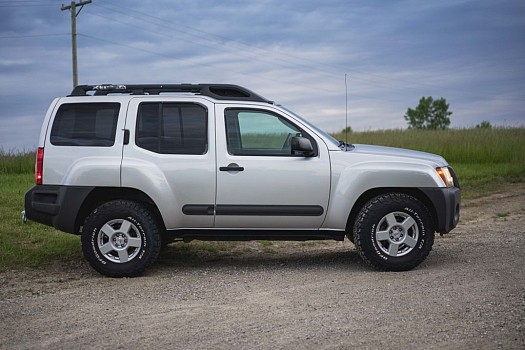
[291,136,315,157]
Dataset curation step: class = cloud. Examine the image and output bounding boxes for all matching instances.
[0,0,524,150]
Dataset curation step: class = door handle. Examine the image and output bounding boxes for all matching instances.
[219,163,244,172]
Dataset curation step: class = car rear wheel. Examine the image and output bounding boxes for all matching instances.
[81,200,161,277]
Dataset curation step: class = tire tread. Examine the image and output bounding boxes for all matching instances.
[353,193,434,271]
[81,200,162,278]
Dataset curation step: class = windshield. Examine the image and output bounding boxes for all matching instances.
[279,106,340,147]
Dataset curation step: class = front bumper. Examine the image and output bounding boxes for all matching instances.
[419,186,461,234]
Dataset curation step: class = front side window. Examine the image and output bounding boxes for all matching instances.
[225,109,310,156]
[50,103,120,146]
[136,102,207,154]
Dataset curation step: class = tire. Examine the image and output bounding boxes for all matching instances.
[353,193,434,271]
[81,200,162,277]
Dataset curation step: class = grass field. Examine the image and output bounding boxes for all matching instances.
[0,173,82,269]
[1,127,524,270]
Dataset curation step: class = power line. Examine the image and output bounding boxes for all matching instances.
[0,34,69,39]
[0,0,56,5]
[0,4,55,7]
[82,8,439,104]
[91,2,456,92]
[0,0,55,2]
[0,0,497,106]
[76,32,414,106]
[75,33,342,96]
[89,2,390,88]
[88,2,486,100]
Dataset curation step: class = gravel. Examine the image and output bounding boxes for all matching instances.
[1,185,524,350]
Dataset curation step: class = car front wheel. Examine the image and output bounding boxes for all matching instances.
[353,193,435,271]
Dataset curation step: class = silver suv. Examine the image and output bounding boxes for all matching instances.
[24,84,460,277]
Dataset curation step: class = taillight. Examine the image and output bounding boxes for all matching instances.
[36,147,44,185]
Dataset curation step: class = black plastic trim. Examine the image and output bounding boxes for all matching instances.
[25,185,95,234]
[165,229,344,242]
[182,205,215,215]
[182,204,324,216]
[215,205,324,216]
[419,187,461,234]
[219,165,244,172]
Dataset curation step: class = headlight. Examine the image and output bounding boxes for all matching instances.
[436,167,454,187]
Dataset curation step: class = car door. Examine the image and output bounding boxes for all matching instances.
[214,104,331,229]
[122,97,216,229]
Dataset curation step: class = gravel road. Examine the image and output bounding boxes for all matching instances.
[1,185,524,350]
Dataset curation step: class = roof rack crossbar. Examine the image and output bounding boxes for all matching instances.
[69,84,273,103]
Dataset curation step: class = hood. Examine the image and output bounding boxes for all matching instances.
[348,144,448,166]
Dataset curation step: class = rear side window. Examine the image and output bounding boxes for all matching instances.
[50,103,120,146]
[136,102,207,154]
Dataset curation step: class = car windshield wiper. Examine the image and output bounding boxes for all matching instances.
[338,140,354,151]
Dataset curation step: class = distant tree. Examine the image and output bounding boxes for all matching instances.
[475,121,492,129]
[342,126,353,134]
[404,97,452,129]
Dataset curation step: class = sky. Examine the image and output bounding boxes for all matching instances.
[1,0,524,151]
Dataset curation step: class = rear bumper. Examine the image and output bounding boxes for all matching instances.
[24,185,94,234]
[419,187,461,234]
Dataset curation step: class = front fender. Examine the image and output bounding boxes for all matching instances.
[322,160,444,230]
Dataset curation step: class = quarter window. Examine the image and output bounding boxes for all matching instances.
[50,103,120,146]
[136,102,207,154]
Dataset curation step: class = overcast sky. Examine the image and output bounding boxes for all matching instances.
[1,0,524,151]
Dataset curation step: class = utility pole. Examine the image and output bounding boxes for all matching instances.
[61,0,92,88]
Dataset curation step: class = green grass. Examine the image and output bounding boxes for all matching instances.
[1,127,524,270]
[0,173,81,270]
[0,149,35,175]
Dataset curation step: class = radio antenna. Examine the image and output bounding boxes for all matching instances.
[345,73,348,145]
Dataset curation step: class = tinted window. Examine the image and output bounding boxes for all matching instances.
[225,109,305,156]
[136,103,207,154]
[50,103,120,146]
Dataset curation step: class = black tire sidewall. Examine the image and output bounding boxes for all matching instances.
[81,201,161,277]
[354,194,434,271]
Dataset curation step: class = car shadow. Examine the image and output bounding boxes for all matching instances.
[153,241,368,273]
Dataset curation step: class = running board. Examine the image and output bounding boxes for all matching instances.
[165,229,345,243]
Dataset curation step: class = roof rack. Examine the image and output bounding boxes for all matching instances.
[69,84,273,103]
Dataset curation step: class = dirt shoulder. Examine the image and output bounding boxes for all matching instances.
[1,184,524,349]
